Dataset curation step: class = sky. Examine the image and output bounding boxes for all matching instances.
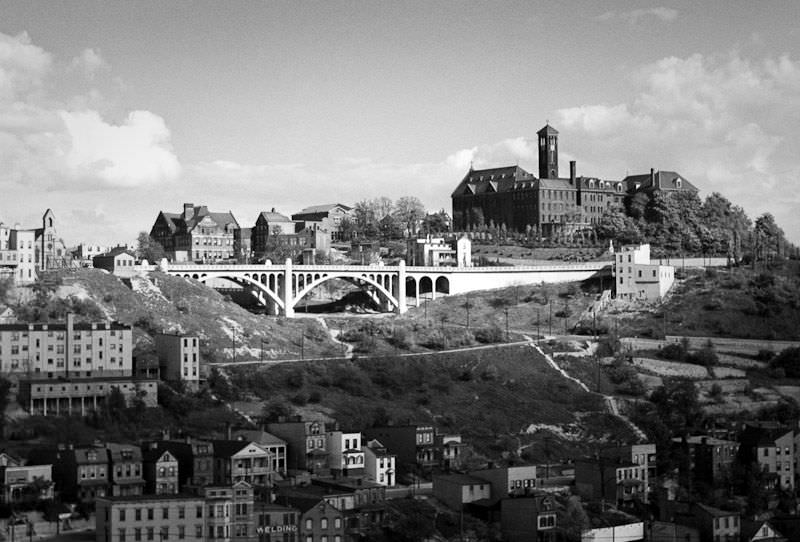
[1,1,799,245]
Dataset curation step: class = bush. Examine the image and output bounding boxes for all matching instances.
[474,324,504,344]
[658,342,686,361]
[770,347,800,378]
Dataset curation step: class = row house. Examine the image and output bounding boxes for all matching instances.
[30,444,111,502]
[326,430,365,478]
[362,439,396,487]
[599,443,656,503]
[672,435,739,487]
[144,437,216,490]
[739,422,795,491]
[363,424,438,479]
[500,494,558,542]
[204,482,256,542]
[267,420,329,474]
[212,440,274,487]
[106,443,146,497]
[96,482,256,542]
[574,456,647,508]
[142,446,179,495]
[231,430,287,476]
[0,462,53,504]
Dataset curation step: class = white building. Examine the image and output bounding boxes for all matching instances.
[614,244,674,300]
[409,235,472,267]
[363,439,396,487]
[155,334,201,390]
[326,430,365,477]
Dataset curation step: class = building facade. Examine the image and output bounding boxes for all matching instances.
[150,203,239,263]
[155,334,201,390]
[614,244,675,300]
[291,203,353,242]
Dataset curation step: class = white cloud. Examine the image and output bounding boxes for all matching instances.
[556,51,800,241]
[70,48,109,79]
[59,109,181,187]
[0,31,51,100]
[597,7,679,25]
[0,31,181,193]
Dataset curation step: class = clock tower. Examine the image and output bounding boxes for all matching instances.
[537,124,559,179]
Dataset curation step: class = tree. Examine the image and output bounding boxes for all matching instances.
[755,212,785,260]
[596,209,642,244]
[393,196,426,237]
[136,232,166,263]
[421,210,451,234]
[649,379,702,439]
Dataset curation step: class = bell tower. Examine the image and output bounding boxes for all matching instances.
[537,124,559,179]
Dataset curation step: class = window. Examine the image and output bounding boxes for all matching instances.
[147,509,154,520]
[196,505,203,518]
[305,519,312,530]
[321,518,328,529]
[178,526,184,540]
[163,507,169,520]
[195,526,202,539]
[146,528,154,541]
[120,509,127,521]
[119,529,126,542]
[160,527,168,541]
[134,529,141,542]
[334,518,341,529]
[135,509,141,521]
[178,506,185,519]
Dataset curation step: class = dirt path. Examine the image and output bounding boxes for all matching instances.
[527,335,647,441]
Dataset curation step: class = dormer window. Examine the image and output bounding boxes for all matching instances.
[676,179,682,188]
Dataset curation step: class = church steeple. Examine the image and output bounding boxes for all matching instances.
[537,123,559,179]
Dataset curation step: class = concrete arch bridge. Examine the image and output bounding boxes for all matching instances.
[145,260,608,317]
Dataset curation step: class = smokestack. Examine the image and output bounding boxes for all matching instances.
[569,161,576,185]
[572,161,582,207]
[183,203,194,221]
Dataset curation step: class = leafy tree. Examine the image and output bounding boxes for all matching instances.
[0,276,12,302]
[136,232,166,262]
[649,379,702,439]
[421,210,451,234]
[596,209,642,244]
[755,212,785,260]
[393,196,426,237]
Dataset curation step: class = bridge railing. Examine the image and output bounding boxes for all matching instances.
[135,262,610,273]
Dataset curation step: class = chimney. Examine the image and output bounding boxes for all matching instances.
[572,161,582,207]
[650,168,657,189]
[183,203,194,220]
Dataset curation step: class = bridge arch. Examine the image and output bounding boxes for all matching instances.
[292,272,399,310]
[193,273,285,309]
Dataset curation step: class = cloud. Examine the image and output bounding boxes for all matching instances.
[0,31,181,192]
[597,7,679,25]
[59,109,181,187]
[556,51,800,241]
[0,31,51,100]
[69,48,109,79]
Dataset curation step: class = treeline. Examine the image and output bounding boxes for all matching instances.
[597,191,795,260]
[341,196,450,241]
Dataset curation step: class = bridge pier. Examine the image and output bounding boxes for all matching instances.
[283,258,294,318]
[396,261,407,314]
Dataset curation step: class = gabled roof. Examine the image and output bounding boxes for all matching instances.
[232,430,286,447]
[296,203,352,214]
[106,443,142,463]
[623,170,698,193]
[257,211,293,223]
[741,519,785,542]
[211,440,267,458]
[102,246,135,258]
[142,448,177,463]
[451,165,535,198]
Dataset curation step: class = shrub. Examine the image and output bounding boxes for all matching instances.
[289,392,308,406]
[659,342,687,361]
[474,324,504,344]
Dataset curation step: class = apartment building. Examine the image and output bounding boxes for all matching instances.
[155,334,202,391]
[96,493,207,542]
[325,430,364,478]
[614,244,675,300]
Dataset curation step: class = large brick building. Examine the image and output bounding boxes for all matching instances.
[150,203,239,263]
[451,124,695,238]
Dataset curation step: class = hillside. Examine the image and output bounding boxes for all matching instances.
[224,343,634,461]
[605,262,800,340]
[18,269,342,363]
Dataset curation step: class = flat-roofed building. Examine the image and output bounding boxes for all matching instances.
[96,493,207,542]
[155,334,201,391]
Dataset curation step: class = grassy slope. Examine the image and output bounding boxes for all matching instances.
[55,269,341,361]
[607,263,800,341]
[227,343,635,461]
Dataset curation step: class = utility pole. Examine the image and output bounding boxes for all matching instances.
[300,332,305,360]
[563,300,568,334]
[232,332,236,363]
[465,294,470,330]
[504,308,509,342]
[537,308,541,343]
[549,303,552,336]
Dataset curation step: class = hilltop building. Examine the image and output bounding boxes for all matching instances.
[291,203,354,242]
[149,203,239,263]
[0,210,70,284]
[451,123,696,238]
